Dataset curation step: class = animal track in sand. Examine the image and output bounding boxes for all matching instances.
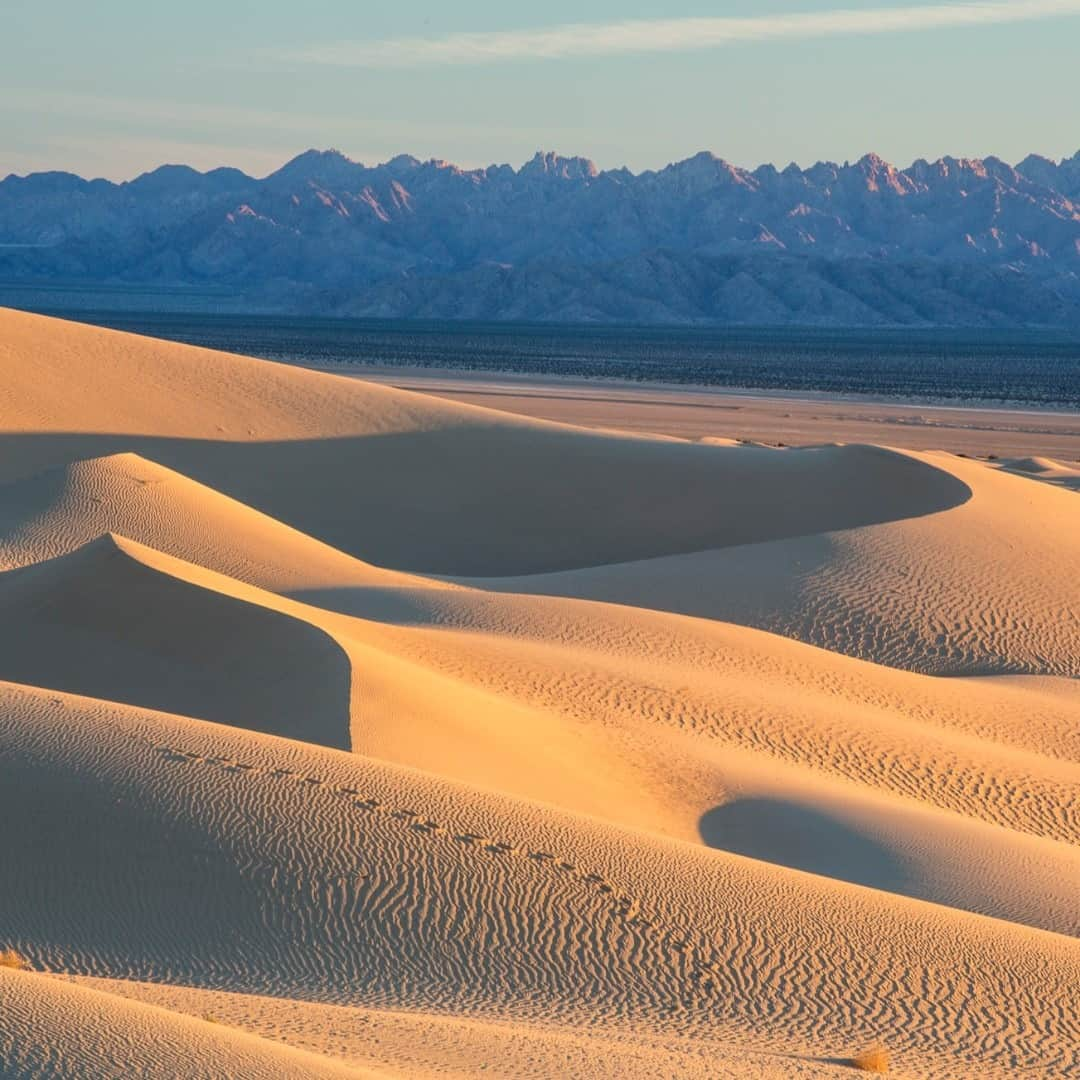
[154,744,726,999]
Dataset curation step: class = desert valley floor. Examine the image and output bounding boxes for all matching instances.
[0,307,1077,1078]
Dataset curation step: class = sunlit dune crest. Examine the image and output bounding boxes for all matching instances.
[0,308,1076,1078]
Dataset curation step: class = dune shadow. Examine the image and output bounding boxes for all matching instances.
[0,429,972,576]
[0,536,354,750]
[700,797,907,893]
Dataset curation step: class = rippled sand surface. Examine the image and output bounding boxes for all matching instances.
[1,308,1076,1078]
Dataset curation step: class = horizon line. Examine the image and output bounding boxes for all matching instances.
[7,144,1080,186]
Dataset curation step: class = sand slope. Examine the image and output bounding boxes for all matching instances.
[1,683,1076,1079]
[478,449,1080,676]
[0,451,437,598]
[4,525,1074,938]
[0,307,970,574]
[995,454,1080,492]
[0,970,375,1080]
[1,308,1077,1078]
[71,978,858,1079]
[0,534,353,748]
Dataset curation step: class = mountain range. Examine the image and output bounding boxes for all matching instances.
[3,147,1080,326]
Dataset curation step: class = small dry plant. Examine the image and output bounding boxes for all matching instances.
[852,1043,889,1073]
[0,948,29,970]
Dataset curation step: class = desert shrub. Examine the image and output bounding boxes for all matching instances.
[852,1044,889,1073]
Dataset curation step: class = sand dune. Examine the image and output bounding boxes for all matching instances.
[1,308,1077,1078]
[344,593,1079,934]
[0,970,374,1080]
[478,449,1080,676]
[2,525,1074,935]
[0,534,353,748]
[994,454,1080,492]
[71,978,855,1079]
[2,683,1076,1078]
[0,307,970,574]
[0,451,437,598]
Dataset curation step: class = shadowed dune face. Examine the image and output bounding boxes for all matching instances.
[0,305,971,575]
[0,432,971,575]
[0,535,353,748]
[473,451,1079,678]
[700,799,908,891]
[694,773,1080,937]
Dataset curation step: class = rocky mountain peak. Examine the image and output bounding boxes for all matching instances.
[520,152,600,181]
[3,147,1080,327]
[268,148,364,189]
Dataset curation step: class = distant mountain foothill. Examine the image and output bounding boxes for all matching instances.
[3,147,1080,326]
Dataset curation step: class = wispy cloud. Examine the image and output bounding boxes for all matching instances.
[289,1,1080,68]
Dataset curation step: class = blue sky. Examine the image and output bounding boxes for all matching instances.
[3,0,1079,180]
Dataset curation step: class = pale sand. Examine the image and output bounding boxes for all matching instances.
[0,308,1076,1078]
[325,365,1080,464]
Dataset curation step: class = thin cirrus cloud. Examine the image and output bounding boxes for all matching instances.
[289,0,1080,67]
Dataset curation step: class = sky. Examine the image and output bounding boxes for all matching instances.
[3,0,1080,181]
